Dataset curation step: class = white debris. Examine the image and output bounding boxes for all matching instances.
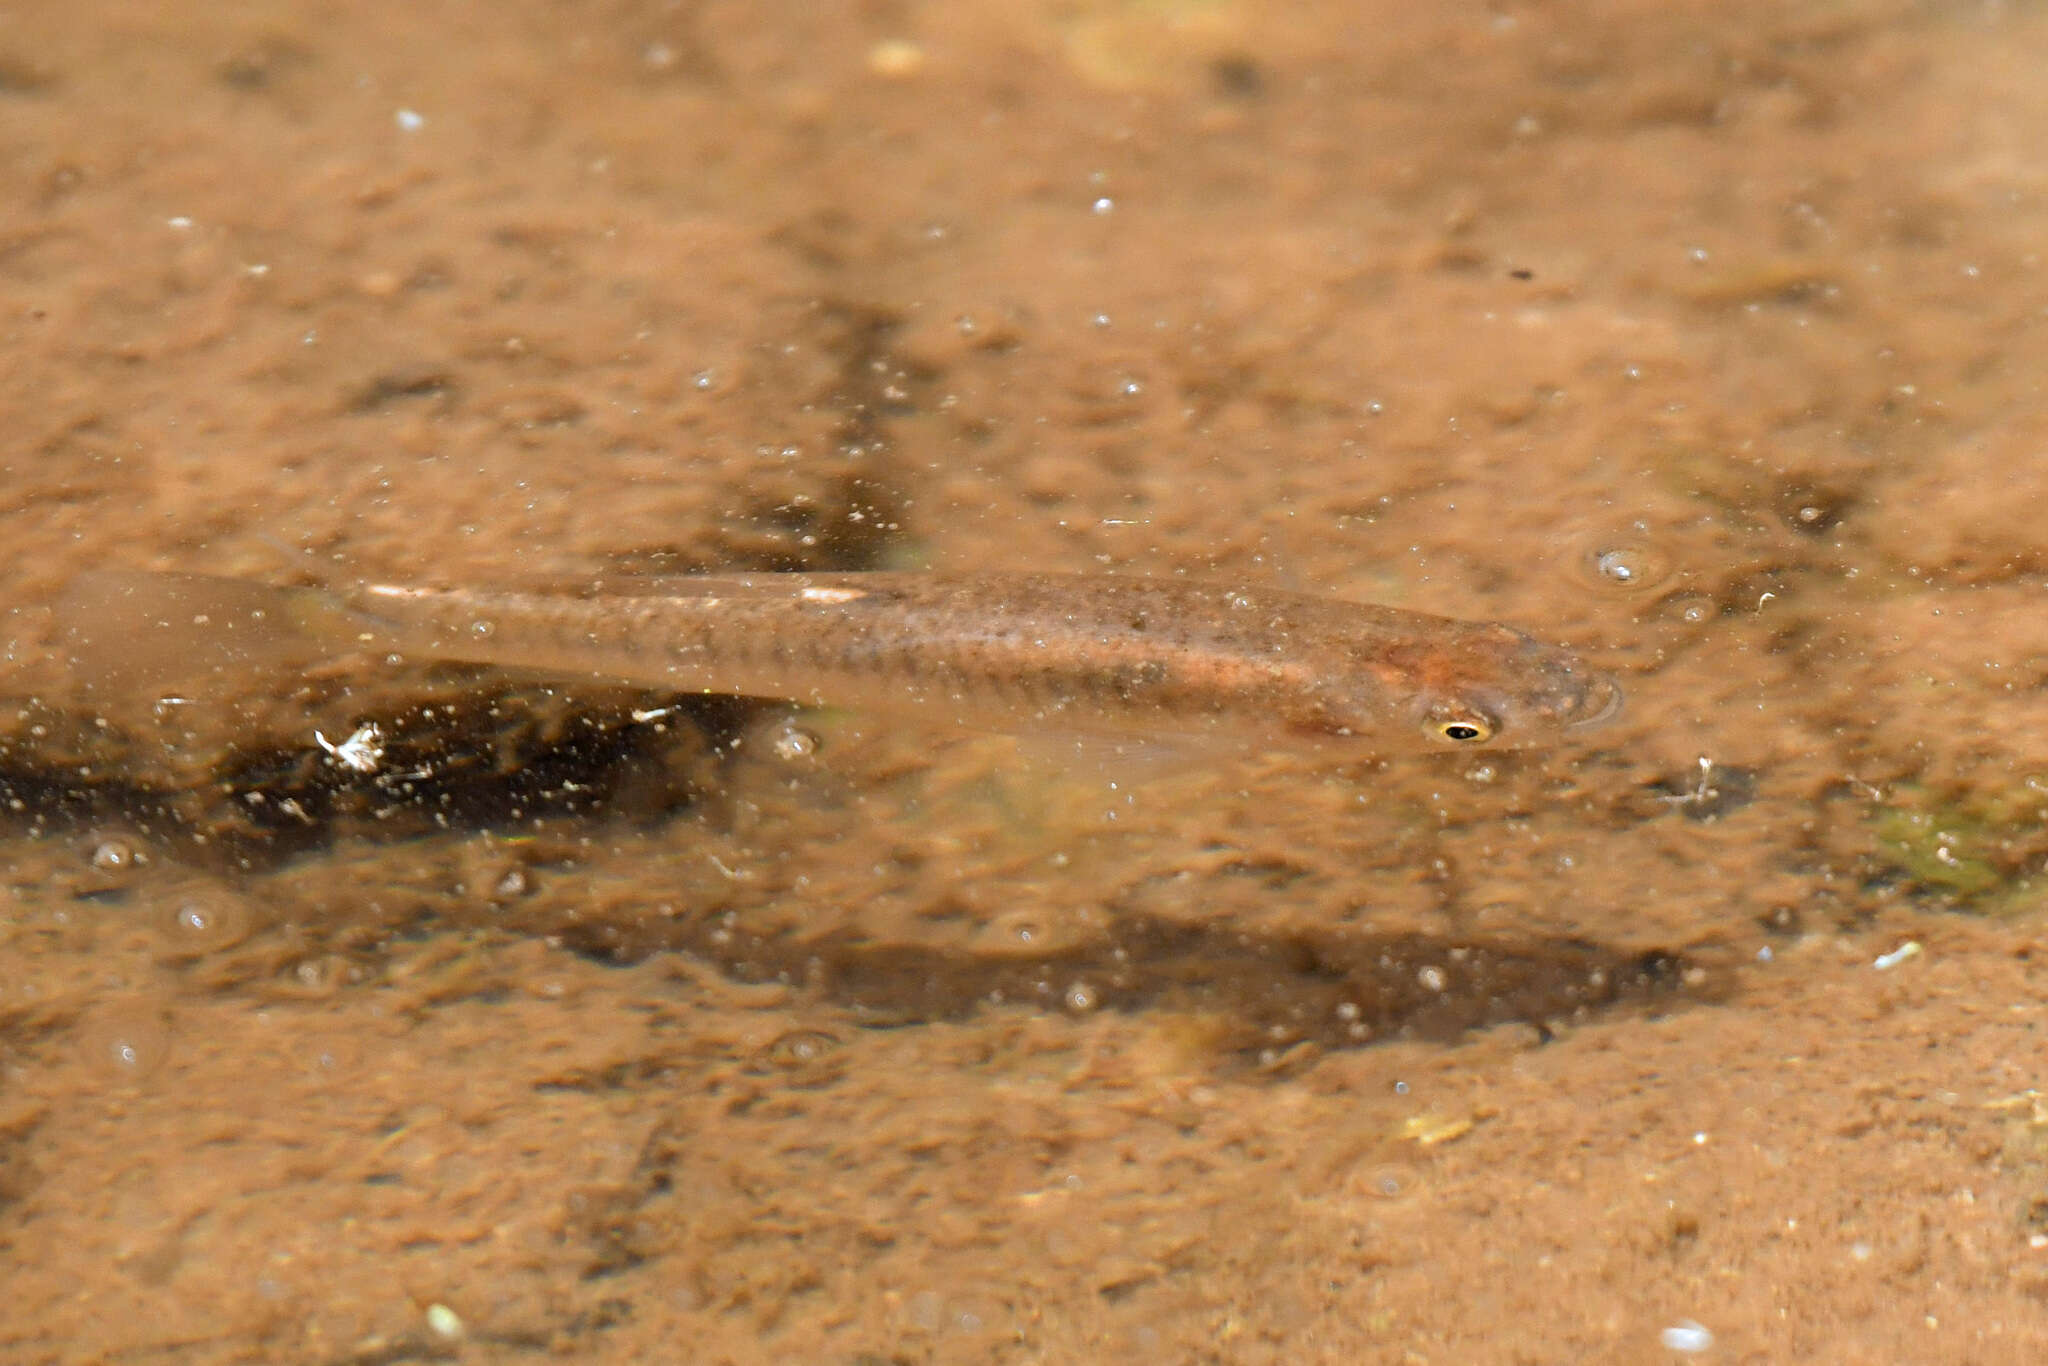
[1873,940,1922,971]
[1660,1319,1713,1353]
[314,722,385,774]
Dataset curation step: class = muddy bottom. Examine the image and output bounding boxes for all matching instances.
[8,1,2048,1362]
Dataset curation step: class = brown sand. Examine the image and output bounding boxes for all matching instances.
[7,1,2048,1361]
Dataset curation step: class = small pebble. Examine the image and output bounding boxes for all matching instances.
[425,1303,463,1340]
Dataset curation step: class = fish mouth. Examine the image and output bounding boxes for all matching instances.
[1564,669,1624,730]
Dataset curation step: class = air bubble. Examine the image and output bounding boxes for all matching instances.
[1593,549,1640,582]
[90,837,140,871]
[1653,591,1717,626]
[1573,534,1674,594]
[769,722,820,762]
[75,1001,172,1081]
[764,1029,838,1068]
[1359,1162,1419,1201]
[149,880,256,959]
[78,830,152,894]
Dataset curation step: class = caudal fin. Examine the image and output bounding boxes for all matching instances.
[55,571,372,699]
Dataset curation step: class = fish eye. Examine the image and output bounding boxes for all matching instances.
[1424,706,1498,745]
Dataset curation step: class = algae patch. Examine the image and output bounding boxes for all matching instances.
[1866,781,2048,916]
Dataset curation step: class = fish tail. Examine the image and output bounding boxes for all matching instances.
[56,570,384,697]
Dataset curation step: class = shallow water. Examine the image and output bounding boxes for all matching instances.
[7,1,2048,1360]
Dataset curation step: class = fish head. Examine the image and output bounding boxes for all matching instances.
[1297,621,1622,752]
[1396,624,1622,750]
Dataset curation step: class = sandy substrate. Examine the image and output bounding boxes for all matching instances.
[8,1,2048,1361]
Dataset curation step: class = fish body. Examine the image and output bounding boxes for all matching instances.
[63,570,1618,754]
[292,571,1619,754]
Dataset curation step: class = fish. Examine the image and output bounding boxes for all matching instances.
[59,570,1621,755]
